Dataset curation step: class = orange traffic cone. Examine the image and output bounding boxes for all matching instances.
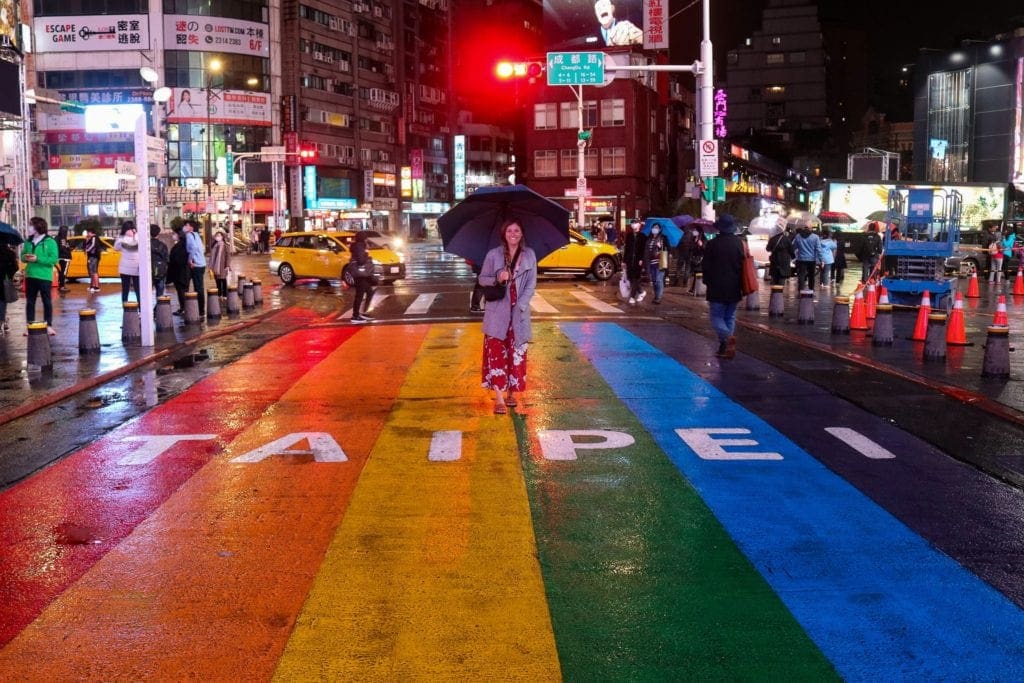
[849,289,869,330]
[911,290,932,341]
[946,291,968,345]
[865,282,877,319]
[878,287,891,305]
[1014,267,1024,296]
[993,294,1009,327]
[966,272,980,298]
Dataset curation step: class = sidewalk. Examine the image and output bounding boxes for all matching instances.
[0,254,279,424]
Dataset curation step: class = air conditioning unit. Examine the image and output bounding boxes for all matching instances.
[313,52,325,61]
[338,61,351,72]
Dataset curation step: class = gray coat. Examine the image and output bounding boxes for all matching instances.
[479,244,537,342]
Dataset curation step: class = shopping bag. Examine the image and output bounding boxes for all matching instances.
[741,242,759,296]
[617,272,630,300]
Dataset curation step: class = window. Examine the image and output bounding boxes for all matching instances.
[789,51,806,63]
[926,68,973,182]
[560,100,597,129]
[766,53,785,64]
[534,149,557,177]
[600,99,625,126]
[560,149,577,176]
[771,36,782,46]
[534,103,557,130]
[600,147,625,175]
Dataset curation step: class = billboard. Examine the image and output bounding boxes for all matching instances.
[33,16,149,52]
[166,88,272,126]
[826,182,1006,230]
[544,0,645,51]
[0,0,19,52]
[164,15,268,58]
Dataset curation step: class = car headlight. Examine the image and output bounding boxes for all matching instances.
[392,237,404,249]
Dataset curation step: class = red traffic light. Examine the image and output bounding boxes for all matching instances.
[298,143,318,162]
[495,60,544,80]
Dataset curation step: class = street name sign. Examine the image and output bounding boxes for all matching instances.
[547,52,605,86]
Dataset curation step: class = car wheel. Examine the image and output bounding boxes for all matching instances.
[960,259,978,277]
[591,255,616,281]
[279,263,296,285]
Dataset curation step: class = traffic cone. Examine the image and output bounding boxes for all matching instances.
[1014,267,1024,296]
[911,290,932,341]
[946,291,968,345]
[966,272,980,298]
[849,289,869,330]
[878,287,891,305]
[993,294,1009,327]
[865,282,877,319]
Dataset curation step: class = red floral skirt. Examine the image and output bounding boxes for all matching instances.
[481,280,527,392]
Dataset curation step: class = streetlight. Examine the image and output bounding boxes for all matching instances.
[205,57,223,239]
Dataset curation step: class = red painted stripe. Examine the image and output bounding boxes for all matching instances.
[0,327,358,647]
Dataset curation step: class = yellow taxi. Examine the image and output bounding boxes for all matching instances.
[269,230,406,285]
[66,235,120,279]
[538,230,620,280]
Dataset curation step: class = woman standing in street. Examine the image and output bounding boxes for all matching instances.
[55,225,72,292]
[701,214,745,359]
[478,220,537,414]
[114,221,141,304]
[209,228,231,298]
[645,221,669,304]
[622,219,647,304]
[167,225,190,315]
[349,231,375,323]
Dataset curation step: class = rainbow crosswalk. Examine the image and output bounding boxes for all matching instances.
[2,321,1024,679]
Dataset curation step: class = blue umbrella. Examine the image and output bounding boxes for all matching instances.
[642,217,683,247]
[0,220,22,246]
[438,185,571,264]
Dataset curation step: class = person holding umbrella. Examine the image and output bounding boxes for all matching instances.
[479,220,537,414]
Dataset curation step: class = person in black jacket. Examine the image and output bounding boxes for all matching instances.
[150,224,170,298]
[766,225,795,286]
[166,224,190,315]
[349,231,375,323]
[621,220,647,304]
[701,213,745,358]
[56,225,72,292]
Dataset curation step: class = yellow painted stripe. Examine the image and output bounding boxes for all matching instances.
[275,323,561,681]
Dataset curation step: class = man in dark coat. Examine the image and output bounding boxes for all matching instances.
[166,225,191,315]
[766,225,795,285]
[621,220,647,304]
[701,213,745,358]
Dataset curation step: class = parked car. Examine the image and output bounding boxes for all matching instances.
[268,230,405,285]
[66,235,119,279]
[945,228,1021,276]
[537,229,620,280]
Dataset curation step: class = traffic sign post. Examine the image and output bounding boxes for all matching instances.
[546,52,605,86]
[698,139,719,177]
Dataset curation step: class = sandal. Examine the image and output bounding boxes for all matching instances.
[505,396,517,407]
[493,403,507,415]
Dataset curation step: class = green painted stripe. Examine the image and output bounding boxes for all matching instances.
[517,324,837,680]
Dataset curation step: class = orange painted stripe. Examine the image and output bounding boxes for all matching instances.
[0,325,429,680]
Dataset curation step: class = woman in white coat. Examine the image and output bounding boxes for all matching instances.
[478,220,537,414]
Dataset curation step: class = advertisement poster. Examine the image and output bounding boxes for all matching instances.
[543,0,644,51]
[827,182,1006,230]
[163,15,268,58]
[166,88,272,126]
[0,0,19,51]
[33,16,149,52]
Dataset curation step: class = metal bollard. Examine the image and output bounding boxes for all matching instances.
[768,285,785,318]
[830,296,850,334]
[226,286,241,315]
[121,301,141,346]
[872,303,895,346]
[206,288,222,320]
[155,296,174,331]
[745,289,760,311]
[981,325,1011,377]
[26,322,53,372]
[923,313,947,361]
[242,282,255,310]
[78,309,100,355]
[252,278,263,305]
[693,273,706,297]
[183,292,202,325]
[797,290,815,325]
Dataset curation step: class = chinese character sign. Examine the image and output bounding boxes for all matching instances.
[643,0,667,50]
[166,88,271,126]
[453,136,466,200]
[33,16,150,52]
[163,15,268,58]
[713,89,728,138]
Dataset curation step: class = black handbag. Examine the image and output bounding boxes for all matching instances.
[480,282,507,301]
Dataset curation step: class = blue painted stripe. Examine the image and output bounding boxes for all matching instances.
[561,322,1024,680]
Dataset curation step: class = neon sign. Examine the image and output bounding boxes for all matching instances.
[713,89,728,138]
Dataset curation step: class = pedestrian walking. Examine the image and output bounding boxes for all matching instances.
[0,242,17,336]
[858,222,883,284]
[793,224,821,291]
[249,226,259,254]
[20,216,58,335]
[645,221,670,304]
[622,220,647,304]
[183,219,207,317]
[167,225,190,315]
[766,225,795,286]
[150,224,169,298]
[84,225,103,292]
[479,220,537,414]
[819,229,837,288]
[209,228,231,298]
[701,214,745,359]
[260,226,271,254]
[349,231,376,323]
[680,225,705,291]
[114,221,141,304]
[1000,226,1017,282]
[833,234,848,284]
[55,225,72,292]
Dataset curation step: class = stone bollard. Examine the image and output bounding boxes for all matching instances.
[252,278,263,305]
[155,296,174,331]
[121,301,141,346]
[242,282,255,310]
[872,302,895,346]
[923,313,947,361]
[745,289,760,311]
[693,273,706,297]
[183,292,202,325]
[226,286,241,315]
[797,289,815,325]
[206,288,222,320]
[981,325,1011,377]
[768,285,785,318]
[26,322,53,372]
[830,296,850,334]
[78,309,101,355]
[235,273,246,289]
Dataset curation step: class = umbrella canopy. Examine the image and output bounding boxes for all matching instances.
[438,185,570,265]
[865,210,889,222]
[642,217,683,247]
[0,221,23,246]
[819,211,857,224]
[670,214,695,228]
[786,211,820,230]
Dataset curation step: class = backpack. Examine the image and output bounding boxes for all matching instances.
[861,233,881,259]
[151,240,169,279]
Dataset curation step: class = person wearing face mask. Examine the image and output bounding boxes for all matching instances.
[644,221,669,304]
[622,220,647,304]
[114,220,141,304]
[209,228,231,298]
[21,217,59,335]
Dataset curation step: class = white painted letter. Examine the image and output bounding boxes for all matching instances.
[538,430,635,461]
[429,430,462,461]
[118,434,217,465]
[675,428,783,460]
[231,432,348,463]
